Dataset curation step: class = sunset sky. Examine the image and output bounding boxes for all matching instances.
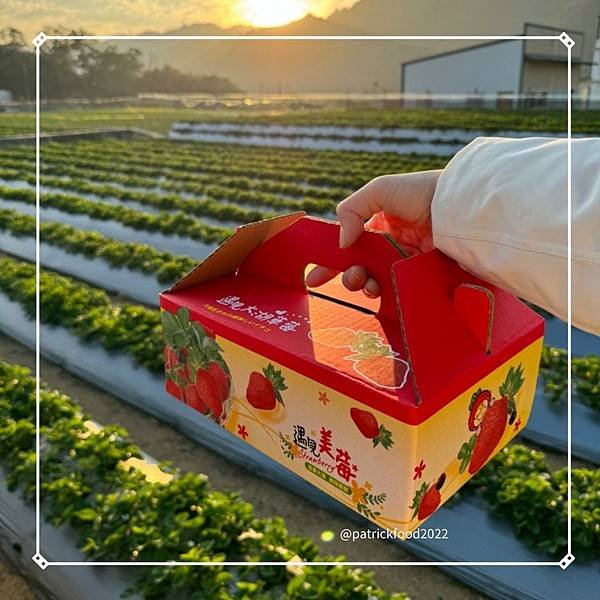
[2,0,359,41]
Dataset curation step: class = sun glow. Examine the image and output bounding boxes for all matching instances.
[240,0,309,28]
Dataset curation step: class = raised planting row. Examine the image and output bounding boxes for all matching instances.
[4,144,447,193]
[169,128,463,156]
[2,350,600,567]
[0,168,333,217]
[0,208,196,284]
[5,137,444,175]
[164,108,599,134]
[42,160,351,203]
[0,359,407,599]
[0,186,233,244]
[540,346,600,411]
[0,168,285,221]
[2,107,599,135]
[463,444,599,558]
[6,136,436,175]
[0,257,164,373]
[13,158,352,203]
[3,139,447,190]
[172,121,473,143]
[0,151,354,203]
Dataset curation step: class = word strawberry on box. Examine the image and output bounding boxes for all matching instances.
[159,213,544,532]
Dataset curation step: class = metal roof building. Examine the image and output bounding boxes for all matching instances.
[401,23,598,108]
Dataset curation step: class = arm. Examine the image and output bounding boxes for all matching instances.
[307,136,600,335]
[431,136,599,335]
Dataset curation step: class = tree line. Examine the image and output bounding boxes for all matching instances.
[0,28,239,100]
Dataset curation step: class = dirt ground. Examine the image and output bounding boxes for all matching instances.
[0,559,34,600]
[0,331,571,600]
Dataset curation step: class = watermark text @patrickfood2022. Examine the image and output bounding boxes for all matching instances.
[339,527,449,542]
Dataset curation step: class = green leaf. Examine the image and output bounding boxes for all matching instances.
[74,507,97,522]
[373,424,394,450]
[176,307,190,329]
[161,311,182,338]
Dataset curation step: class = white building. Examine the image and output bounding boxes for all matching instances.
[401,23,597,108]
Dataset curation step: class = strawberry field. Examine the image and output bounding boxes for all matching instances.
[0,107,598,600]
[2,107,600,136]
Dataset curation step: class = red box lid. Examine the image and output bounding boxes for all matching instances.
[160,213,544,425]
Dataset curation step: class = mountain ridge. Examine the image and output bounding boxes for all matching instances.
[120,0,598,92]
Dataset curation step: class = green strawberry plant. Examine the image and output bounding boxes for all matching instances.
[468,444,600,559]
[0,185,232,244]
[0,207,197,283]
[2,106,599,137]
[540,346,600,410]
[0,359,407,599]
[0,257,164,372]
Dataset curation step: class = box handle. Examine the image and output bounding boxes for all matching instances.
[454,283,495,354]
[238,216,407,320]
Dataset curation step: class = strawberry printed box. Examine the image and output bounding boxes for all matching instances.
[159,213,544,532]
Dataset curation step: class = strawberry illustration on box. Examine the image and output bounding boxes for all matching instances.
[159,213,544,533]
[162,307,232,422]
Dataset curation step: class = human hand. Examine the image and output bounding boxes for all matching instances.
[306,170,442,298]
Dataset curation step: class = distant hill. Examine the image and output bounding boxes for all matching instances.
[119,0,599,93]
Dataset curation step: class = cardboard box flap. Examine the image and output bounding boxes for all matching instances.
[166,212,305,292]
[392,250,543,402]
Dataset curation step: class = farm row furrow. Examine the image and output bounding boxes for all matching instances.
[0,358,407,600]
[0,185,232,243]
[0,199,216,258]
[154,108,596,133]
[3,140,447,189]
[2,107,598,135]
[5,137,440,176]
[0,168,336,217]
[169,128,463,155]
[0,170,286,221]
[1,345,598,600]
[0,151,355,202]
[172,121,471,143]
[0,207,195,284]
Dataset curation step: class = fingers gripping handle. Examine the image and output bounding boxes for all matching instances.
[237,216,405,320]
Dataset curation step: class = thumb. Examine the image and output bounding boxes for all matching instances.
[336,178,386,248]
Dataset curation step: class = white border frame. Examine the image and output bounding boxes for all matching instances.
[30,32,575,571]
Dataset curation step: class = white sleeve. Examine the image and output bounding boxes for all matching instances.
[431,136,600,336]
